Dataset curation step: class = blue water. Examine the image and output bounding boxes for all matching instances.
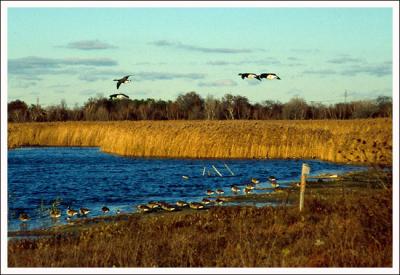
[8,147,367,231]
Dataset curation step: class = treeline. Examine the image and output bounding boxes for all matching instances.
[8,92,392,122]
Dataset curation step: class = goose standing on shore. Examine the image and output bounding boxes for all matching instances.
[101,206,110,214]
[19,213,30,222]
[66,207,78,217]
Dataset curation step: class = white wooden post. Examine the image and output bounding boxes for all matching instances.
[299,163,310,212]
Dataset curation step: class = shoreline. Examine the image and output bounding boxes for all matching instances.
[7,168,377,238]
[7,145,382,168]
[7,169,392,267]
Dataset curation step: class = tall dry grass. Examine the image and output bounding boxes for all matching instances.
[8,119,392,165]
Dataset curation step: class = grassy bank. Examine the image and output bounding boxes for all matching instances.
[8,119,392,165]
[8,170,392,267]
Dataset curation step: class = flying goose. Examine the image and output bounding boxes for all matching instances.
[113,75,133,89]
[109,93,130,100]
[238,73,261,81]
[259,73,281,80]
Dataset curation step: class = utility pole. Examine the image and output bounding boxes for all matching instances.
[343,90,348,119]
[36,97,39,107]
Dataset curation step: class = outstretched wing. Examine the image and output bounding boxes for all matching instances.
[117,81,121,89]
[121,93,129,98]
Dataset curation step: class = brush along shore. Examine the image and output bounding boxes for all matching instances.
[8,119,392,165]
[8,169,392,267]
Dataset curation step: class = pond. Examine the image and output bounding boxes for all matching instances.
[8,147,367,231]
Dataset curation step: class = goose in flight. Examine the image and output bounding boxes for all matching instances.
[238,73,261,81]
[113,75,132,89]
[109,93,130,100]
[259,73,281,80]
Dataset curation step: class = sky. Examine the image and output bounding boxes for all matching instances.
[6,5,394,107]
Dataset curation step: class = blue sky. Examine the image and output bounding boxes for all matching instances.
[7,7,393,107]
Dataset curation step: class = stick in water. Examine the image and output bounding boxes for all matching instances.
[224,163,235,176]
[212,165,223,177]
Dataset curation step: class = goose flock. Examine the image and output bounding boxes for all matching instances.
[238,72,281,81]
[17,175,283,224]
[109,72,281,100]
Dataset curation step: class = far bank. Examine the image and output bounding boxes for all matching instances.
[8,119,392,165]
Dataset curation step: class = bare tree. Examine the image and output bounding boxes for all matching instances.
[176,91,204,120]
[282,97,308,120]
[221,94,235,120]
[8,100,29,122]
[204,95,219,120]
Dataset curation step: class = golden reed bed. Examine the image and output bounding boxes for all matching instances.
[8,119,392,165]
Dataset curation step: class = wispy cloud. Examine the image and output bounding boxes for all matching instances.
[302,69,337,76]
[347,88,392,100]
[207,61,234,66]
[198,79,238,87]
[62,40,117,50]
[135,71,206,81]
[341,64,391,77]
[134,61,167,66]
[9,56,118,75]
[246,80,262,86]
[206,57,281,66]
[302,62,391,77]
[47,84,70,89]
[285,62,304,67]
[327,56,364,64]
[78,69,132,82]
[78,74,109,82]
[79,89,97,95]
[286,88,304,97]
[8,56,119,84]
[11,81,38,89]
[149,40,264,54]
[290,48,320,54]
